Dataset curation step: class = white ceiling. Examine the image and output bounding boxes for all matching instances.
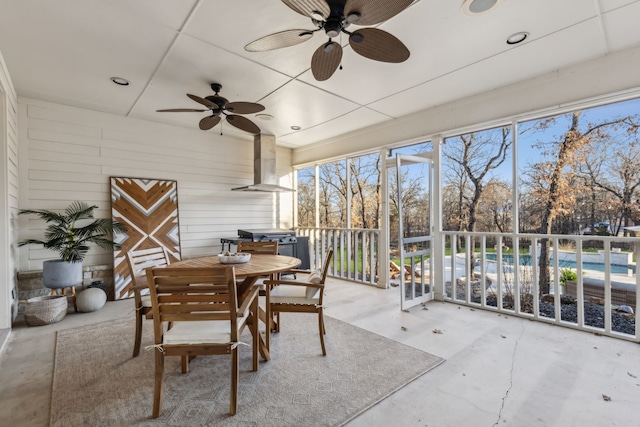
[1,0,640,149]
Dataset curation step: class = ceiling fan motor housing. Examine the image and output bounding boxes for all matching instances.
[206,83,230,109]
[205,95,228,109]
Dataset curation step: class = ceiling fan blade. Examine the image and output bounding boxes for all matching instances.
[226,115,261,135]
[349,28,410,63]
[282,0,330,19]
[345,0,414,26]
[225,101,265,114]
[245,29,314,52]
[187,93,218,109]
[156,108,207,112]
[311,41,343,81]
[199,116,221,130]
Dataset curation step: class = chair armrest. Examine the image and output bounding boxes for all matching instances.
[263,280,323,289]
[283,269,312,275]
[130,284,149,293]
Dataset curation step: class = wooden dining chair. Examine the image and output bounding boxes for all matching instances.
[237,240,279,282]
[126,247,172,357]
[237,240,279,348]
[264,249,334,356]
[145,266,260,417]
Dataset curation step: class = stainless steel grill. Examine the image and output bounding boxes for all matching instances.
[237,228,297,244]
[221,229,295,254]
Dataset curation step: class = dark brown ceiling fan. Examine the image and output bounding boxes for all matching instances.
[156,83,265,135]
[245,0,413,81]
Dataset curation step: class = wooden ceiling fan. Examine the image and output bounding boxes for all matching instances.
[245,0,413,81]
[157,83,265,135]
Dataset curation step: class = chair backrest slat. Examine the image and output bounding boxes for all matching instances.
[127,247,172,288]
[146,266,240,342]
[237,241,279,255]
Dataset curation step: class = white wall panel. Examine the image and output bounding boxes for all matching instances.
[17,98,294,270]
[0,49,19,327]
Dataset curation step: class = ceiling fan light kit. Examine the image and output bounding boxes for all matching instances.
[244,0,414,81]
[156,83,265,135]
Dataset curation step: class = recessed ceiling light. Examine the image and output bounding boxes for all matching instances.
[291,126,301,131]
[461,0,503,16]
[110,77,130,86]
[256,114,274,121]
[506,32,529,45]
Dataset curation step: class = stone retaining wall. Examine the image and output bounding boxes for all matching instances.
[565,279,636,311]
[17,264,114,313]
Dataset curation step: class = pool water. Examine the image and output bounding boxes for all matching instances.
[484,253,635,275]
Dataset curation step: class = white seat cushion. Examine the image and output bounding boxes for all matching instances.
[308,270,322,284]
[270,285,320,305]
[163,318,246,345]
[141,295,152,307]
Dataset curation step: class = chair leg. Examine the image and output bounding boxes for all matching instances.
[318,309,327,356]
[133,309,143,357]
[251,299,259,372]
[230,347,239,415]
[152,349,165,418]
[181,356,189,374]
[320,311,326,335]
[264,293,271,351]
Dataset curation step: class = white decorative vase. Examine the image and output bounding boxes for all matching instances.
[43,259,83,289]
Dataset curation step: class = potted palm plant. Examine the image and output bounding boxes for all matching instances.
[18,201,126,289]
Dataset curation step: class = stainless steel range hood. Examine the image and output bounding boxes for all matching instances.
[232,134,294,192]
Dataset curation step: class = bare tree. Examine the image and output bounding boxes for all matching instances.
[577,124,640,235]
[443,127,512,272]
[318,162,347,227]
[388,168,424,244]
[527,112,639,294]
[349,154,381,229]
[477,179,512,233]
[296,167,316,227]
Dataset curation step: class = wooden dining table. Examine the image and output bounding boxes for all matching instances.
[170,254,301,361]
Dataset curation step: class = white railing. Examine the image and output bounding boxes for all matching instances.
[442,231,640,343]
[294,227,639,342]
[295,227,380,286]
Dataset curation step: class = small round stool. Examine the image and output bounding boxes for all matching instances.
[76,288,107,312]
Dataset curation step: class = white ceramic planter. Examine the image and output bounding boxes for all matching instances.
[42,259,83,289]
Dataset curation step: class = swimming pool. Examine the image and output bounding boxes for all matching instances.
[484,253,635,275]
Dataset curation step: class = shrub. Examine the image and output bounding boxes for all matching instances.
[559,268,578,287]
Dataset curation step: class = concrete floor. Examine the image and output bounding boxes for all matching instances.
[1,279,639,426]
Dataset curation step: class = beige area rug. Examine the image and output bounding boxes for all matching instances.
[51,314,444,426]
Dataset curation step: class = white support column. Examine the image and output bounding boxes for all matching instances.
[0,80,9,329]
[292,167,298,227]
[432,135,445,301]
[378,148,390,288]
[314,164,320,229]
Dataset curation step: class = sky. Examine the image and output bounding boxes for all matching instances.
[297,97,640,206]
[429,97,640,184]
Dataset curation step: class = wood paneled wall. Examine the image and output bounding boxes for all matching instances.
[17,98,294,272]
[1,51,19,326]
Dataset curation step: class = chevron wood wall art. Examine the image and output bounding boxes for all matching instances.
[110,177,182,300]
